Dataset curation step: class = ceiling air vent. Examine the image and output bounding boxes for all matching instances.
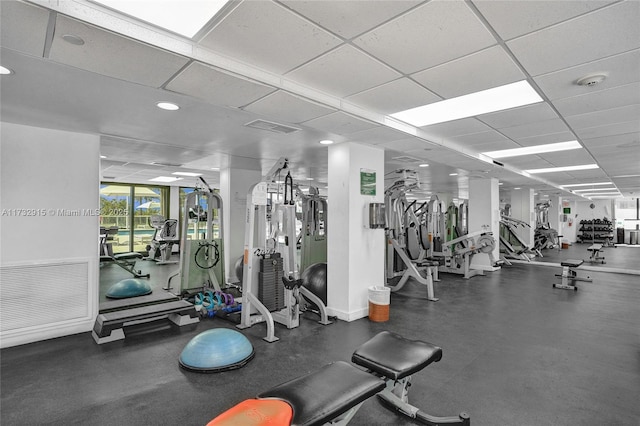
[392,155,423,163]
[245,119,301,134]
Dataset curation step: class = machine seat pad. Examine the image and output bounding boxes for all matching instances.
[113,252,143,260]
[258,361,385,426]
[588,244,603,251]
[561,259,584,268]
[352,331,442,381]
[417,260,440,267]
[206,398,293,426]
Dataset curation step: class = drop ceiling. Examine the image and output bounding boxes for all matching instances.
[0,0,638,202]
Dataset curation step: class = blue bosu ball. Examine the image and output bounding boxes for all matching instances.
[179,329,255,373]
[105,278,152,299]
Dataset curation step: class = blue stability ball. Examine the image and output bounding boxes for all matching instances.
[179,328,255,373]
[105,278,152,299]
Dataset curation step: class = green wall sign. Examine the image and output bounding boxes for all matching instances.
[360,169,376,196]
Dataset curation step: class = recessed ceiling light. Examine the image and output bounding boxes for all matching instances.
[156,102,180,111]
[92,0,230,38]
[306,177,314,180]
[449,173,458,176]
[525,164,599,174]
[560,182,612,187]
[319,140,334,145]
[149,176,183,182]
[498,182,504,185]
[62,34,85,45]
[390,80,543,127]
[100,155,107,159]
[514,187,521,190]
[419,163,429,167]
[0,65,13,75]
[172,172,202,177]
[482,141,582,159]
[211,167,220,171]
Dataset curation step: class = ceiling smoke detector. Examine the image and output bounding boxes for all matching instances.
[576,74,607,87]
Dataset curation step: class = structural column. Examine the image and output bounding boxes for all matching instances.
[219,157,262,284]
[327,142,385,321]
[469,177,500,270]
[511,188,535,246]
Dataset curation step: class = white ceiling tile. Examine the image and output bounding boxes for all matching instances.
[473,139,520,152]
[472,0,616,40]
[345,78,440,115]
[507,1,640,76]
[421,118,492,138]
[449,130,511,147]
[166,62,276,108]
[302,111,378,135]
[243,90,335,124]
[0,1,50,57]
[499,119,572,141]
[566,104,640,130]
[514,131,578,147]
[553,82,640,117]
[538,149,594,165]
[378,137,434,152]
[534,49,640,101]
[49,16,190,88]
[354,0,495,74]
[285,45,400,97]
[582,132,639,150]
[500,156,554,170]
[347,126,408,145]
[199,1,342,74]
[411,45,525,98]
[478,102,559,129]
[280,0,422,39]
[575,120,640,140]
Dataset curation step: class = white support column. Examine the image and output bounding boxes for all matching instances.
[219,158,262,284]
[511,188,535,246]
[548,195,561,233]
[469,177,500,271]
[327,142,385,321]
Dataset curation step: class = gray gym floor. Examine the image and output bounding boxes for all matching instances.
[2,244,639,425]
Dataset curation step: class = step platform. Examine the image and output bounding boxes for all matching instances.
[92,299,199,344]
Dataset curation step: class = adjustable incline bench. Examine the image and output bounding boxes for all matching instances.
[100,227,150,278]
[207,331,470,426]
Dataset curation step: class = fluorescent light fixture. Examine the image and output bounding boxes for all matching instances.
[590,195,622,198]
[390,80,543,127]
[172,172,202,177]
[419,164,429,167]
[319,140,334,145]
[572,187,618,192]
[156,102,179,111]
[514,187,521,190]
[525,164,598,174]
[92,0,229,38]
[0,65,13,75]
[498,182,503,185]
[306,177,314,181]
[580,192,620,196]
[449,173,458,176]
[100,155,107,159]
[149,176,183,182]
[561,182,612,188]
[483,141,581,159]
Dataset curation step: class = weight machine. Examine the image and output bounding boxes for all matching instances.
[296,185,327,273]
[238,158,331,342]
[144,215,179,264]
[165,178,225,296]
[384,170,439,301]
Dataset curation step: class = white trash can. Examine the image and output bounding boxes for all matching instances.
[368,286,390,322]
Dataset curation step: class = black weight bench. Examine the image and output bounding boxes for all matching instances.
[553,259,592,291]
[92,300,199,344]
[207,331,469,426]
[100,253,150,278]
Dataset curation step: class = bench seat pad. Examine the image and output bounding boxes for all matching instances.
[561,259,584,267]
[352,331,442,380]
[258,361,385,426]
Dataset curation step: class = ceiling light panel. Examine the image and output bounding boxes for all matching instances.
[525,164,599,174]
[484,141,582,159]
[391,80,543,127]
[561,182,612,187]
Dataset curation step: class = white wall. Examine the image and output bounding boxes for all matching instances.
[0,122,100,347]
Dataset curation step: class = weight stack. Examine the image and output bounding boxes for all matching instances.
[258,253,285,312]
